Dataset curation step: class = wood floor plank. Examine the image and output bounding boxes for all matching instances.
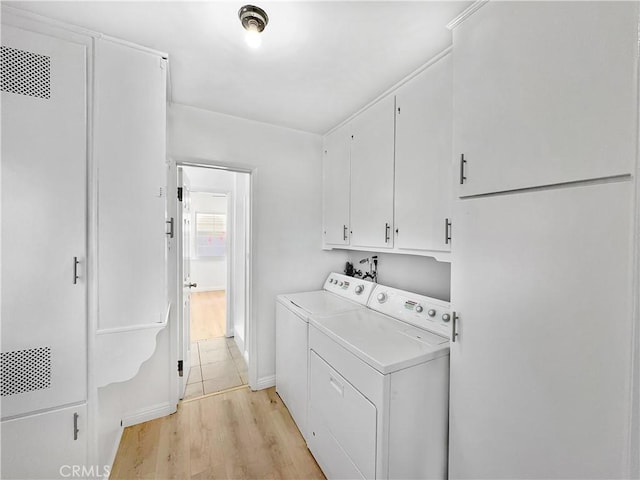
[112,387,324,479]
[191,290,226,342]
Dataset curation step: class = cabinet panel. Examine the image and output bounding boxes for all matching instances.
[1,25,87,417]
[449,181,634,478]
[1,404,88,480]
[322,124,351,246]
[395,54,452,251]
[275,302,309,439]
[94,39,167,330]
[454,2,638,197]
[350,95,395,249]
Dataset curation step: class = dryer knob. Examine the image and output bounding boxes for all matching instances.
[415,305,424,313]
[355,285,364,295]
[377,292,387,303]
[339,281,344,287]
[442,313,451,322]
[427,309,436,317]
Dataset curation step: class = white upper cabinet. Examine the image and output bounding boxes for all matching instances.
[395,53,453,252]
[94,38,167,330]
[453,1,638,197]
[350,95,396,249]
[322,123,351,246]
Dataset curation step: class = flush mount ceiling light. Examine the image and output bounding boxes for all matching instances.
[238,4,269,49]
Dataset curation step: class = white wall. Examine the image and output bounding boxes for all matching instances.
[189,192,228,292]
[232,173,250,352]
[168,103,349,384]
[347,251,451,301]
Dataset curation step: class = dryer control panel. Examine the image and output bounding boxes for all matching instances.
[323,273,375,305]
[368,284,451,339]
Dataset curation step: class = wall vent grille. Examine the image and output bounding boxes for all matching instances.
[1,45,51,99]
[1,347,52,396]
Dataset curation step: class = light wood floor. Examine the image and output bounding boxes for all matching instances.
[110,387,325,480]
[191,291,226,342]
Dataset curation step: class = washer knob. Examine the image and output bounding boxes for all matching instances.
[415,305,423,313]
[339,281,344,287]
[377,292,387,303]
[427,309,436,317]
[355,285,364,295]
[442,313,451,322]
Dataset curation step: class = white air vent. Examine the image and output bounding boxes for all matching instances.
[1,45,51,99]
[1,347,52,396]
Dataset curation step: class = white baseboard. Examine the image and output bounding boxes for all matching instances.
[121,402,175,428]
[255,374,275,390]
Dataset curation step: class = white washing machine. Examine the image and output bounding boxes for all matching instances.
[307,284,452,480]
[275,273,375,441]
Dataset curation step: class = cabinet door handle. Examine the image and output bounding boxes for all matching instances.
[73,257,80,284]
[166,218,174,238]
[343,225,348,241]
[445,218,452,245]
[73,412,79,440]
[452,312,459,343]
[460,154,467,184]
[385,223,390,243]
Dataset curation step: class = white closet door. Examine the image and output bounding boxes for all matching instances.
[395,53,452,251]
[449,180,634,479]
[350,95,395,249]
[94,39,167,330]
[453,1,638,197]
[1,25,87,417]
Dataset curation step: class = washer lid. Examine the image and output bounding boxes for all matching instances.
[282,291,364,319]
[310,309,449,374]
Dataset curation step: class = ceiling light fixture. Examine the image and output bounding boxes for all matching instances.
[238,4,269,49]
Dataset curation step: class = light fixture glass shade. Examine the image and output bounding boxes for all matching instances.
[245,24,261,48]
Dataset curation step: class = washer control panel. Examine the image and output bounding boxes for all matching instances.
[368,284,451,338]
[323,272,375,305]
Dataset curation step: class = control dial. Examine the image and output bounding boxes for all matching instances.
[442,313,451,322]
[355,285,364,295]
[427,309,436,317]
[377,292,388,303]
[339,281,344,287]
[415,305,424,313]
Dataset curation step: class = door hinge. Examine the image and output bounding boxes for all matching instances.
[178,360,183,377]
[177,187,183,201]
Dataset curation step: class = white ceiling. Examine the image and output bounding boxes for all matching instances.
[6,1,471,134]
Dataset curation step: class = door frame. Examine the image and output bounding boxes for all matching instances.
[168,157,255,407]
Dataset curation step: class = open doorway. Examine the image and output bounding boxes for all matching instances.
[176,164,251,401]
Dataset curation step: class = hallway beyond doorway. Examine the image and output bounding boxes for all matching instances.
[190,290,226,342]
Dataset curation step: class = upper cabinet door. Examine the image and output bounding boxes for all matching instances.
[94,39,167,330]
[395,54,453,252]
[323,124,351,246]
[454,1,638,197]
[350,95,395,249]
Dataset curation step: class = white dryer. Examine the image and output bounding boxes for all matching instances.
[308,284,452,480]
[275,273,375,441]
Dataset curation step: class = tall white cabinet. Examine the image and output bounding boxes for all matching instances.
[1,25,89,479]
[449,2,639,478]
[1,12,169,478]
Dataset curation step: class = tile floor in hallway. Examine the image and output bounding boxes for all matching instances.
[184,336,248,399]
